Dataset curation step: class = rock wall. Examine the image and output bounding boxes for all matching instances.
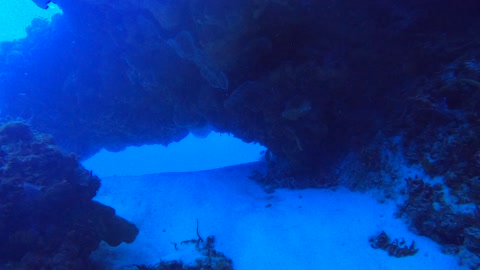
[0,122,138,269]
[1,0,477,175]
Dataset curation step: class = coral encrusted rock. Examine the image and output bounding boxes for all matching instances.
[0,121,138,270]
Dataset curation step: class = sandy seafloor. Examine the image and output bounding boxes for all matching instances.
[91,162,465,270]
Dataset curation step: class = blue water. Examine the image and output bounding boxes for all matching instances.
[82,132,266,177]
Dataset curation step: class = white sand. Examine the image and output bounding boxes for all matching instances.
[91,162,464,270]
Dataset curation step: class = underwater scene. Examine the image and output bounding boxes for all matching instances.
[1,0,480,269]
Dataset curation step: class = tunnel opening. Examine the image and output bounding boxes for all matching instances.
[0,0,61,42]
[82,132,267,177]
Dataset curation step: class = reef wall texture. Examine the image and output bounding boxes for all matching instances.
[0,122,138,269]
[1,0,480,268]
[1,0,476,171]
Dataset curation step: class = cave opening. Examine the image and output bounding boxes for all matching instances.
[0,0,61,41]
[1,0,479,268]
[82,132,266,177]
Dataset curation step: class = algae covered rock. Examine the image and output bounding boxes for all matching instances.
[0,121,138,269]
[464,227,480,254]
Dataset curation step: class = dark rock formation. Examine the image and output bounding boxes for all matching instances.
[400,176,470,246]
[1,0,477,176]
[0,122,138,270]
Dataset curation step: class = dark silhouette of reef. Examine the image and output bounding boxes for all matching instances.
[4,0,479,174]
[1,0,480,268]
[0,122,138,270]
[399,176,480,268]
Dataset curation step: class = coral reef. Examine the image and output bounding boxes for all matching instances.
[167,219,232,270]
[4,0,477,174]
[133,235,233,270]
[1,0,480,268]
[0,122,138,269]
[399,175,480,268]
[369,231,418,258]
